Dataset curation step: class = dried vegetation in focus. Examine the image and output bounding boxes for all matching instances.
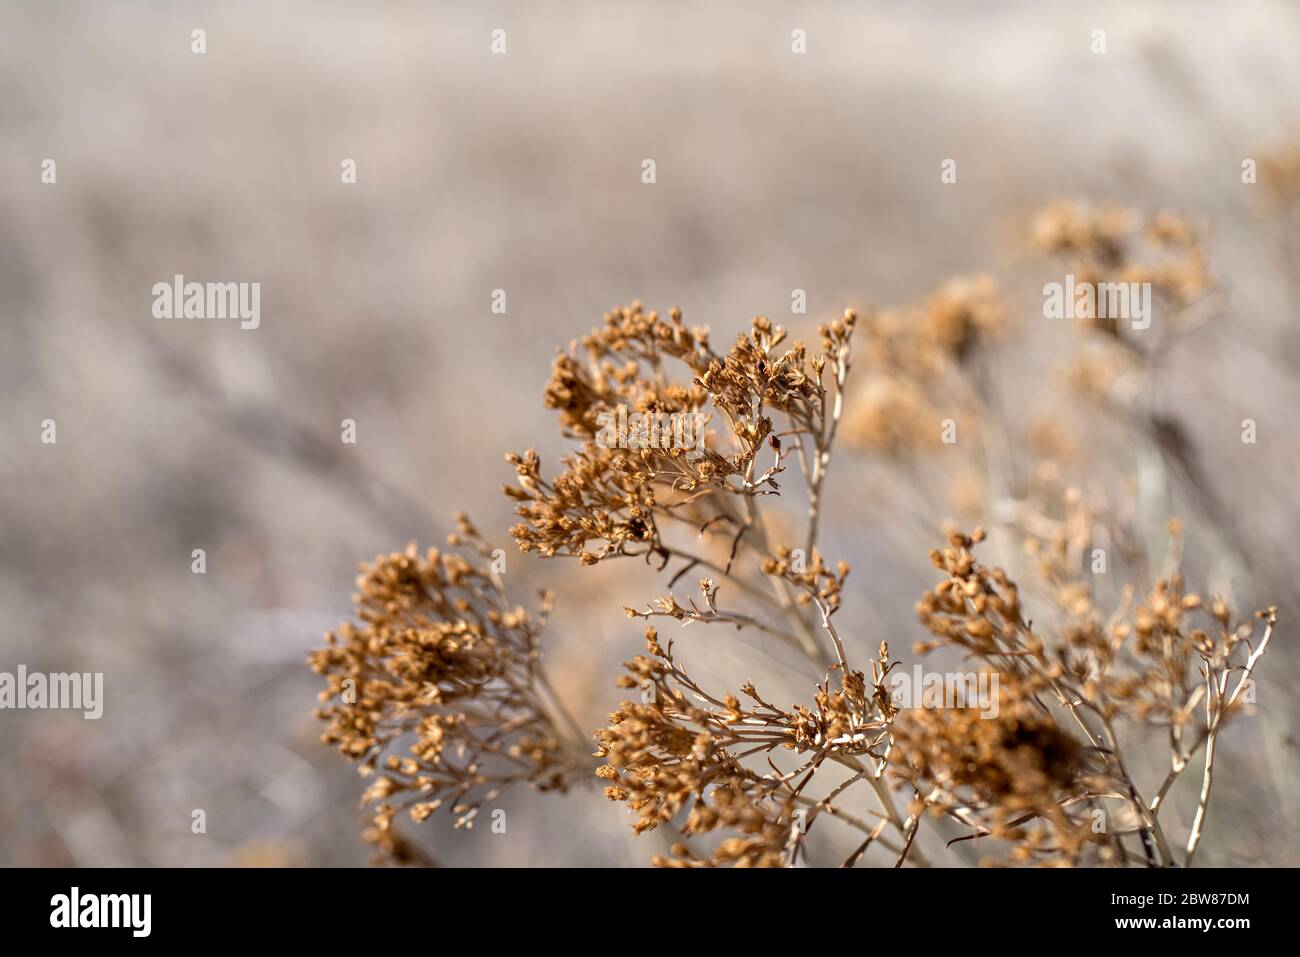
[313,197,1280,868]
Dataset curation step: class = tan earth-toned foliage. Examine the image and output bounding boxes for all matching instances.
[312,202,1276,867]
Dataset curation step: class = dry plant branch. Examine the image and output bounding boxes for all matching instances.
[312,206,1277,867]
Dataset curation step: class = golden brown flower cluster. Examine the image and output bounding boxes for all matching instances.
[761,547,848,613]
[903,516,1277,866]
[594,627,893,867]
[506,303,855,570]
[595,629,794,866]
[1030,200,1211,400]
[310,515,587,863]
[842,275,1003,456]
[889,679,1104,866]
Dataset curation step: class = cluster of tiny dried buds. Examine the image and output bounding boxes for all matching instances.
[1031,200,1209,306]
[762,547,849,613]
[310,515,589,863]
[1030,200,1213,405]
[594,626,898,866]
[905,519,1276,866]
[505,304,855,578]
[889,677,1106,866]
[842,275,1003,457]
[505,301,859,669]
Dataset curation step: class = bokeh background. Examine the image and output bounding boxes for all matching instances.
[1,0,1298,866]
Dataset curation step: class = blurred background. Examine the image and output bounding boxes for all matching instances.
[1,0,1298,866]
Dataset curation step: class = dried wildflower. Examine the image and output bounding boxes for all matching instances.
[1031,199,1135,263]
[890,679,1105,866]
[310,515,589,861]
[915,274,1005,362]
[506,304,855,577]
[594,626,894,867]
[506,302,861,672]
[843,276,1003,457]
[317,247,1275,869]
[905,517,1277,867]
[1030,200,1211,361]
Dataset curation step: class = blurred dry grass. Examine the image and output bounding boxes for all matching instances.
[1,0,1298,865]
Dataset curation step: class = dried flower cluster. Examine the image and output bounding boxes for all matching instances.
[593,624,899,866]
[843,275,1003,456]
[506,304,854,578]
[1030,200,1213,407]
[903,521,1275,866]
[313,200,1276,868]
[310,515,588,863]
